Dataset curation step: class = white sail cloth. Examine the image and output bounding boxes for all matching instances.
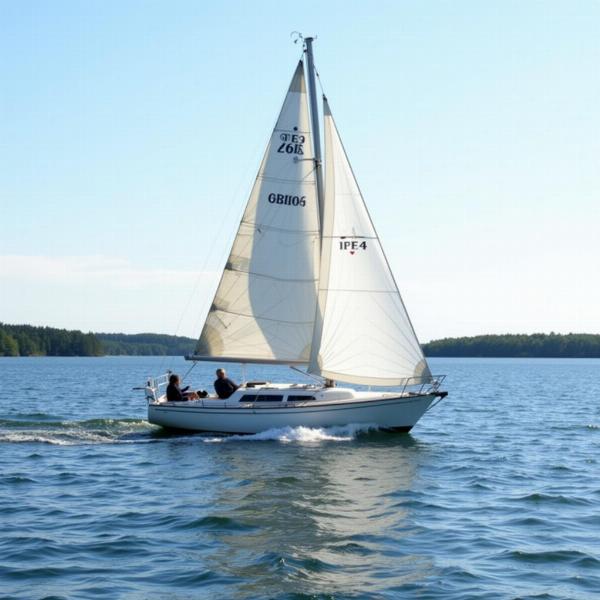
[308,99,431,385]
[195,62,320,363]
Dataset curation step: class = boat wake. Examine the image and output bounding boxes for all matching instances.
[203,423,381,443]
[0,417,159,446]
[0,417,383,446]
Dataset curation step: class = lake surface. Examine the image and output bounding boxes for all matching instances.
[1,356,599,599]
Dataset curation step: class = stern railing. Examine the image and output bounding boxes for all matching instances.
[140,372,171,404]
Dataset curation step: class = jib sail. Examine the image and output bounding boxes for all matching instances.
[307,98,431,386]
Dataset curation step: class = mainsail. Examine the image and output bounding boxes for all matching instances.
[307,98,431,386]
[194,61,320,364]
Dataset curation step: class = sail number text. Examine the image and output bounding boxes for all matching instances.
[268,193,306,207]
[339,240,367,253]
[277,132,305,155]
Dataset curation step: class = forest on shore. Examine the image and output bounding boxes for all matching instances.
[0,324,196,357]
[2,324,600,358]
[422,333,600,358]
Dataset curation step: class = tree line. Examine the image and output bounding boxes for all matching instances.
[0,324,196,357]
[0,323,103,356]
[97,333,196,356]
[422,333,600,358]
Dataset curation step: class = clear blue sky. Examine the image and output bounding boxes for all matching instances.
[1,1,599,341]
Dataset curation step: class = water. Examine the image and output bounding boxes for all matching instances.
[1,356,599,599]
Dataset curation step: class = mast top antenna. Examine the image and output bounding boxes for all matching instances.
[290,31,303,44]
[290,32,318,46]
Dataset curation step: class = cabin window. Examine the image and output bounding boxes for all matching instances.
[239,394,284,402]
[287,395,316,402]
[256,395,283,402]
[239,394,258,402]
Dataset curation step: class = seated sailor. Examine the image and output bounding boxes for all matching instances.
[166,373,199,401]
[214,368,239,399]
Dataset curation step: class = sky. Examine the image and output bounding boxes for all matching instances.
[1,0,599,342]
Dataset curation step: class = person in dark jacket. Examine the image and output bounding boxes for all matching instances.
[166,374,199,402]
[214,368,239,399]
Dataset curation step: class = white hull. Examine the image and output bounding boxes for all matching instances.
[147,389,438,434]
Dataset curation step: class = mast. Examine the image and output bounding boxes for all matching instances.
[304,37,325,233]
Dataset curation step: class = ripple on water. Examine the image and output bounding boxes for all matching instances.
[178,515,257,532]
[0,475,36,484]
[502,549,600,568]
[511,492,592,506]
[329,542,373,556]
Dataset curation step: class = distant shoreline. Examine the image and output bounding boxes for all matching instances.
[2,324,600,358]
[0,323,195,357]
[422,333,600,359]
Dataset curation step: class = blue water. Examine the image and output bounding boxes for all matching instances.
[1,357,599,599]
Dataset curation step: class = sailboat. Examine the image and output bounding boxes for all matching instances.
[143,37,447,434]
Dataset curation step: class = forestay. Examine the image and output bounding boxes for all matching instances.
[308,99,431,386]
[194,61,320,364]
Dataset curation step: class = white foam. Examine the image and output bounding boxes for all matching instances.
[0,419,160,446]
[1,421,381,446]
[0,432,77,446]
[203,423,380,443]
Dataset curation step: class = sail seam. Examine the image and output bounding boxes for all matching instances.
[240,220,319,234]
[274,127,310,133]
[322,235,377,239]
[224,266,317,283]
[257,175,317,185]
[319,289,397,293]
[211,307,314,325]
